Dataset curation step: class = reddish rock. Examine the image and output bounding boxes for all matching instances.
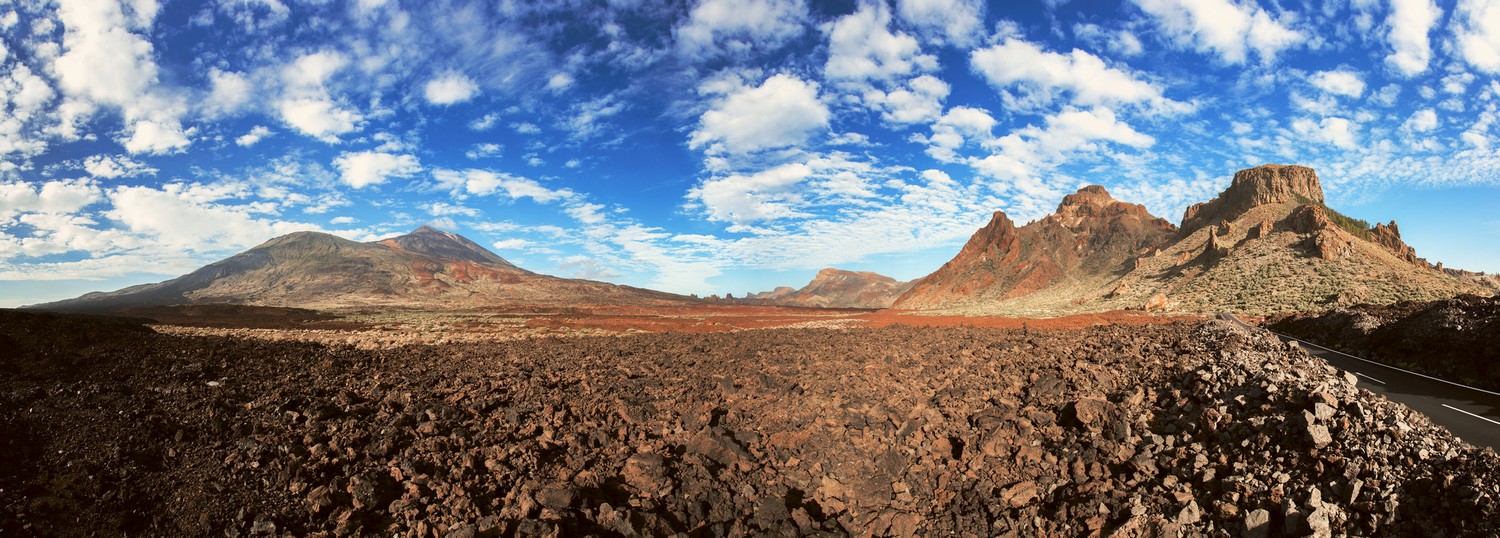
[1181,164,1325,236]
[896,186,1177,309]
[1370,221,1422,266]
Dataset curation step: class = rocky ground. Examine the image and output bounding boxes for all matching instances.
[1269,294,1500,392]
[3,309,1500,537]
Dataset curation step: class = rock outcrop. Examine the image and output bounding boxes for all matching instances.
[896,186,1176,310]
[1180,164,1324,235]
[745,269,913,309]
[904,165,1487,315]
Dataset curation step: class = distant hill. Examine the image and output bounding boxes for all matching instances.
[744,268,913,308]
[29,225,688,312]
[896,165,1488,315]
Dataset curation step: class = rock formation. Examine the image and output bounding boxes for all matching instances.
[904,165,1487,315]
[746,269,913,309]
[895,186,1176,310]
[1180,164,1324,235]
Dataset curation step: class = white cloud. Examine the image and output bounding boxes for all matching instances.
[688,162,813,224]
[923,105,996,162]
[423,201,479,217]
[675,0,808,58]
[206,69,252,117]
[51,0,191,153]
[895,0,985,47]
[547,72,574,92]
[1387,0,1441,76]
[333,151,421,188]
[1074,23,1144,57]
[123,118,191,154]
[277,97,361,142]
[823,2,936,83]
[864,74,949,124]
[491,238,534,250]
[329,215,357,225]
[431,168,575,203]
[970,38,1180,112]
[1129,0,1304,64]
[236,126,272,147]
[83,154,156,179]
[104,183,319,253]
[690,73,829,154]
[1292,116,1359,149]
[283,50,347,88]
[1405,108,1439,132]
[565,202,607,224]
[1455,0,1500,73]
[0,178,101,217]
[466,143,503,159]
[468,113,499,131]
[1309,69,1366,98]
[424,72,479,105]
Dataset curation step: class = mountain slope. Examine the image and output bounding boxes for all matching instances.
[899,165,1486,315]
[31,226,685,311]
[745,268,912,308]
[895,185,1177,310]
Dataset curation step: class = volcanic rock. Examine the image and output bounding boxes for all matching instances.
[896,186,1176,309]
[1180,164,1325,235]
[746,268,913,309]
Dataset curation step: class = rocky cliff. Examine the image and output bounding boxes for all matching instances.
[895,186,1176,310]
[902,165,1486,315]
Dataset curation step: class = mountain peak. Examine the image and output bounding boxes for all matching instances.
[1181,164,1325,235]
[1057,185,1116,210]
[376,227,521,269]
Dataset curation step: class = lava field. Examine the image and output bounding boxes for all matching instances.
[2,310,1498,537]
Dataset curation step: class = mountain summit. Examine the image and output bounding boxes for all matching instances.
[745,268,912,308]
[895,185,1177,310]
[31,226,681,311]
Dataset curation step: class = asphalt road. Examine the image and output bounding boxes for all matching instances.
[1220,313,1500,451]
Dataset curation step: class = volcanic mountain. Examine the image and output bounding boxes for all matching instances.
[895,185,1177,311]
[745,268,913,308]
[897,165,1488,315]
[31,226,686,312]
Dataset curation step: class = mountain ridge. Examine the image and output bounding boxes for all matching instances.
[30,226,684,312]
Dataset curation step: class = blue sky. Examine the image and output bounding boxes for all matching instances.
[3,0,1500,307]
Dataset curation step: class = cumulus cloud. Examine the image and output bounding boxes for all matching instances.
[970,38,1180,113]
[83,154,156,179]
[1404,108,1439,132]
[51,0,191,154]
[689,162,812,223]
[276,50,362,141]
[236,126,273,147]
[1129,0,1304,64]
[333,151,422,188]
[1292,117,1358,149]
[676,0,808,58]
[431,168,575,203]
[824,2,935,83]
[894,0,985,47]
[1309,70,1366,98]
[0,178,102,218]
[206,69,253,117]
[277,98,361,142]
[689,73,829,154]
[424,72,479,105]
[923,106,996,162]
[1387,0,1441,76]
[863,75,949,124]
[104,183,319,253]
[1455,0,1500,73]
